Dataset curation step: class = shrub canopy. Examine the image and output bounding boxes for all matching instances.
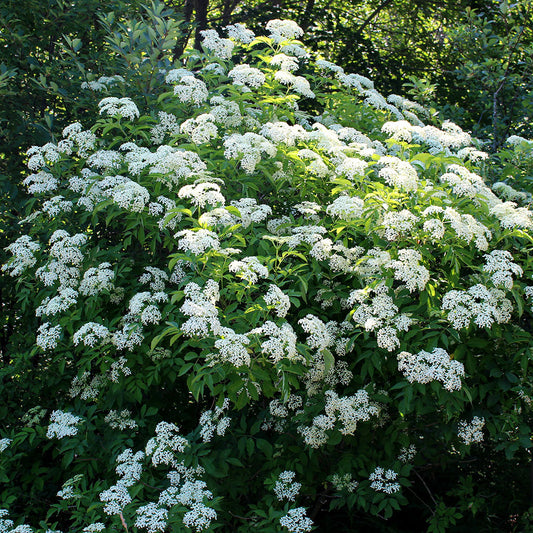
[2,14,533,533]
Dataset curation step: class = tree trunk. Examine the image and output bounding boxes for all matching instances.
[193,0,210,50]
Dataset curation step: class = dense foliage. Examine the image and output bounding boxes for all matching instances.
[2,9,533,532]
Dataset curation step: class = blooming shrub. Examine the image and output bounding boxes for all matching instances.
[2,14,533,532]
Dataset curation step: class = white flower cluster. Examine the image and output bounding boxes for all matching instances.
[181,280,220,337]
[138,266,169,291]
[36,322,62,350]
[287,225,327,248]
[226,23,255,44]
[149,195,181,230]
[109,356,132,382]
[86,150,122,171]
[42,195,73,217]
[298,389,379,447]
[62,122,97,157]
[146,422,189,468]
[224,132,276,174]
[369,466,400,494]
[26,142,63,170]
[266,19,304,43]
[387,94,428,119]
[348,288,412,351]
[440,164,485,199]
[175,229,220,255]
[456,146,489,162]
[105,410,138,431]
[335,156,369,180]
[209,95,242,127]
[506,134,532,146]
[182,502,217,532]
[378,155,419,191]
[36,287,78,317]
[382,119,416,141]
[293,202,323,222]
[155,463,217,531]
[324,389,379,435]
[250,321,300,363]
[442,284,512,329]
[490,201,533,230]
[423,217,445,241]
[382,209,418,241]
[135,503,168,533]
[492,182,530,204]
[398,444,417,463]
[274,470,302,501]
[271,53,300,71]
[173,75,209,105]
[397,347,465,391]
[69,371,106,400]
[99,482,132,515]
[23,170,59,194]
[267,395,303,431]
[116,448,145,486]
[199,398,231,442]
[200,29,234,59]
[364,89,403,118]
[427,121,470,151]
[73,322,110,347]
[326,195,364,221]
[111,323,144,351]
[199,207,238,228]
[2,236,40,276]
[264,284,291,317]
[457,416,485,445]
[99,448,144,517]
[421,206,492,251]
[81,74,124,91]
[228,64,266,88]
[46,410,82,439]
[212,329,251,367]
[229,256,269,284]
[111,179,150,212]
[165,68,193,84]
[99,97,139,121]
[0,509,14,532]
[151,111,180,144]
[83,523,105,532]
[388,249,430,292]
[231,197,272,227]
[261,121,307,146]
[316,59,344,73]
[279,507,313,533]
[79,263,115,295]
[0,439,11,453]
[298,314,336,351]
[49,230,87,265]
[178,181,224,208]
[297,148,328,175]
[128,291,168,325]
[180,114,218,145]
[330,473,358,492]
[483,249,523,289]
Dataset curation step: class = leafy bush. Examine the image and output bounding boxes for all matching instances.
[2,14,533,532]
